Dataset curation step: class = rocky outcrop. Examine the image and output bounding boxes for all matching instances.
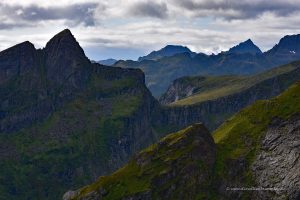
[251,115,300,200]
[63,123,216,200]
[159,76,204,104]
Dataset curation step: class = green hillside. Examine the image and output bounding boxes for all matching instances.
[170,61,299,106]
[0,71,147,200]
[212,81,300,197]
[64,123,216,200]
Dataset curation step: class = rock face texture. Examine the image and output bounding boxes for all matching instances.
[64,123,216,200]
[213,82,300,200]
[159,76,205,104]
[251,115,300,200]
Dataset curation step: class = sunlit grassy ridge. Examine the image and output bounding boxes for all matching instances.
[171,61,299,106]
[212,81,300,182]
[70,124,213,200]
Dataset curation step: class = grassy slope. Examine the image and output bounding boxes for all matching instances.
[212,81,300,191]
[70,124,210,200]
[0,73,143,200]
[170,61,299,106]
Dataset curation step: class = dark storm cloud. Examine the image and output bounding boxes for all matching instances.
[0,2,99,28]
[128,1,168,19]
[173,0,300,20]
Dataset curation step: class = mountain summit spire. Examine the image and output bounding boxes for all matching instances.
[227,39,262,54]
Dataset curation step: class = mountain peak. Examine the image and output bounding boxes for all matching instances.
[268,34,300,55]
[53,29,73,38]
[44,29,90,88]
[227,39,262,55]
[138,45,195,61]
[45,29,77,49]
[245,38,253,44]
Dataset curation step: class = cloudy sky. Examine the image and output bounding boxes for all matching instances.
[0,0,300,60]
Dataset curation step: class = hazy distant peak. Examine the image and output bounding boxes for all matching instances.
[227,39,262,55]
[138,45,195,61]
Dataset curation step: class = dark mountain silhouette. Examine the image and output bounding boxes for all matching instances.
[227,39,262,54]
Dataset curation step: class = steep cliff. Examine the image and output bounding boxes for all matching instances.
[64,82,300,200]
[0,30,160,200]
[63,123,216,200]
[213,81,300,199]
[155,63,300,131]
[160,61,300,105]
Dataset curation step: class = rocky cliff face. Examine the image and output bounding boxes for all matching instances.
[159,76,205,104]
[0,29,160,200]
[0,29,92,134]
[213,82,300,200]
[156,66,300,131]
[251,115,300,200]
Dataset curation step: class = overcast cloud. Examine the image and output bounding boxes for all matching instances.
[0,0,299,60]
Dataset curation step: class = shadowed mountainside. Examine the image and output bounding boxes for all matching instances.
[0,29,161,200]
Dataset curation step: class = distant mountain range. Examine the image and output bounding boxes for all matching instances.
[115,34,300,97]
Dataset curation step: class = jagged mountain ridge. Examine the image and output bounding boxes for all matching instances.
[65,82,300,200]
[227,39,262,54]
[115,34,300,97]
